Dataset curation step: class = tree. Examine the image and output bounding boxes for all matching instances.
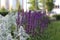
[46,0,54,12]
[28,0,40,10]
[40,0,54,12]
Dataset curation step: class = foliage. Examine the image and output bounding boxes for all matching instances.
[53,14,60,20]
[0,7,8,12]
[46,0,54,12]
[0,12,8,16]
[40,0,54,12]
[44,21,60,40]
[0,13,17,40]
[29,0,40,10]
[10,24,16,38]
[0,7,9,16]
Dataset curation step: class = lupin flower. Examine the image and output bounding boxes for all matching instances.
[16,6,21,27]
[21,10,50,36]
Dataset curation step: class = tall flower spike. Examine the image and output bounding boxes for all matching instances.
[16,5,21,40]
[16,5,20,28]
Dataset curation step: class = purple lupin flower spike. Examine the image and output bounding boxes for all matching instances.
[16,6,21,31]
[16,5,21,40]
[22,9,24,16]
[22,10,50,36]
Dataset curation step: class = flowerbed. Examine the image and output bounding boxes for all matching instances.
[0,10,50,40]
[21,10,50,40]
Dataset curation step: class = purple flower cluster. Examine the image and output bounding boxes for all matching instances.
[16,9,24,27]
[16,10,50,36]
[16,11,20,26]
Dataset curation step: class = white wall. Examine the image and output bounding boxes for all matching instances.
[1,0,13,10]
[1,0,6,8]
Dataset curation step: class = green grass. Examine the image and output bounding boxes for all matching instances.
[44,21,60,40]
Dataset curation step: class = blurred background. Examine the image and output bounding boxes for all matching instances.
[0,0,60,40]
[0,0,60,13]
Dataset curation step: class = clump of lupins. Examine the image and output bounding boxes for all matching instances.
[21,10,50,36]
[16,8,50,37]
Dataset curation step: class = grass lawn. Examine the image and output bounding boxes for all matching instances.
[44,21,60,40]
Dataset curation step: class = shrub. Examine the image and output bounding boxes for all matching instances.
[0,12,8,16]
[0,7,9,16]
[53,14,60,20]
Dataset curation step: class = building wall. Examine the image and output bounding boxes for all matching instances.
[0,0,13,11]
[9,0,13,11]
[1,0,6,8]
[5,0,9,10]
